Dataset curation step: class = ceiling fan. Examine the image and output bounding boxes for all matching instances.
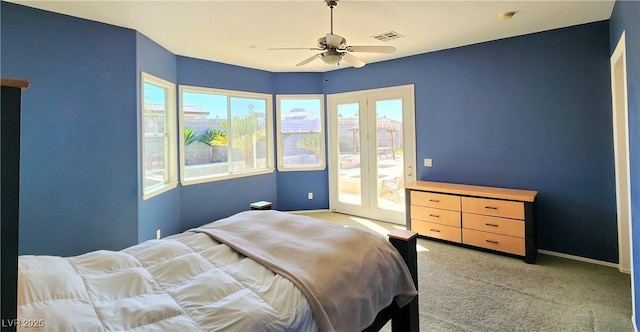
[269,0,397,68]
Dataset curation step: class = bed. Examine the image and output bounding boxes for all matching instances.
[16,210,419,331]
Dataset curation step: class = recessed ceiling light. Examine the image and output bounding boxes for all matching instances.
[500,11,516,20]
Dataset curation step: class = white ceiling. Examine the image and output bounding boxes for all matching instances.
[7,0,615,72]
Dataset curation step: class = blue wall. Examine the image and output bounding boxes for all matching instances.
[1,3,139,256]
[609,0,640,328]
[0,3,282,253]
[175,56,279,231]
[135,32,181,242]
[325,21,617,263]
[0,1,623,269]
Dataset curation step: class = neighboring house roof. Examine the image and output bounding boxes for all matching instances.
[283,108,319,120]
[183,105,210,119]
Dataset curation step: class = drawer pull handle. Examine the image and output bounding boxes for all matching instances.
[484,206,498,210]
[430,229,441,233]
[485,223,498,227]
[429,214,440,218]
[485,240,499,244]
[429,199,440,202]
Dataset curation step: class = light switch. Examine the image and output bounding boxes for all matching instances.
[424,158,433,167]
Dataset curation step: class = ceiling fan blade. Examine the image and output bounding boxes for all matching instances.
[296,53,322,66]
[342,53,366,68]
[326,33,344,48]
[347,45,397,54]
[268,47,324,51]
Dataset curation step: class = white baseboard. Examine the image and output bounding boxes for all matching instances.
[538,249,620,269]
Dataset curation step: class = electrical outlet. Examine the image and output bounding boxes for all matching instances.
[308,192,313,200]
[156,229,161,240]
[424,158,433,167]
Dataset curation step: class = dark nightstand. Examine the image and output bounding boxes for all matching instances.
[250,201,272,210]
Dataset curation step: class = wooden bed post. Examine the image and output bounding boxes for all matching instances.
[388,229,419,332]
[1,77,29,332]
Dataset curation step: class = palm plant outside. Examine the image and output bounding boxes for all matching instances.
[218,113,266,168]
[296,133,321,162]
[198,129,227,162]
[184,128,199,145]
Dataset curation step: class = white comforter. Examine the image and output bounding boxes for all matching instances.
[193,210,417,331]
[18,211,417,332]
[18,229,318,331]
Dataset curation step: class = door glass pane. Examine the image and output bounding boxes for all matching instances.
[375,99,404,212]
[337,103,361,205]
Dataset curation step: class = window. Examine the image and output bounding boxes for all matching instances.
[141,72,177,199]
[179,85,274,185]
[276,95,325,171]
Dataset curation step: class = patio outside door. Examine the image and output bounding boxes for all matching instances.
[327,85,416,224]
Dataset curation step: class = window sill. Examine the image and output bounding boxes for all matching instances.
[180,168,275,186]
[142,181,178,200]
[277,165,326,172]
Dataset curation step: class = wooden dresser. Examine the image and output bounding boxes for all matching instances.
[405,181,538,263]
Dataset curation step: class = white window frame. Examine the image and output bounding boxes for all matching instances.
[276,94,326,171]
[140,72,178,200]
[179,85,274,186]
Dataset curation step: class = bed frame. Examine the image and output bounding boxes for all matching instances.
[365,229,419,332]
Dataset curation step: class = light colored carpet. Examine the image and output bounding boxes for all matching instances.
[293,211,633,332]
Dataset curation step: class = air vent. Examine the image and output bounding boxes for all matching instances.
[371,31,404,42]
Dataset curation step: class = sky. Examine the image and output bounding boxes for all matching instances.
[183,91,266,119]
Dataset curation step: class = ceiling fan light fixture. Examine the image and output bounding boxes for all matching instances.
[320,52,343,65]
[274,0,393,69]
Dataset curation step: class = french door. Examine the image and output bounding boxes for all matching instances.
[327,85,416,224]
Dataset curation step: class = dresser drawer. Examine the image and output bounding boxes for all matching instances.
[462,197,524,219]
[411,205,460,227]
[462,213,524,238]
[411,191,460,211]
[412,220,461,243]
[462,228,525,256]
